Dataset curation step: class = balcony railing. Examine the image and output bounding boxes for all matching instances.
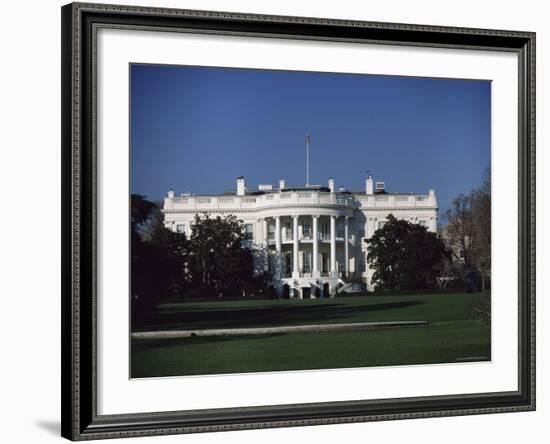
[271,232,348,243]
[356,194,436,208]
[166,190,359,211]
[282,271,332,278]
[166,190,436,212]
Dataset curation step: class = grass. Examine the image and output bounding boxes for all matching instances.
[136,292,483,331]
[131,292,491,378]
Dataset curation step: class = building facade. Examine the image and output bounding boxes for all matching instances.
[162,176,437,298]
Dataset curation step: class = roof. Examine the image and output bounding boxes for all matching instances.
[349,190,428,196]
[279,186,331,192]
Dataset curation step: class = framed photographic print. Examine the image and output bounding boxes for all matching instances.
[61,2,536,440]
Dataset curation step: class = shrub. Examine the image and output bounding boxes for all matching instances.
[184,283,219,300]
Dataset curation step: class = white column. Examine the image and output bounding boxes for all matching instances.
[275,216,281,279]
[262,218,268,271]
[262,218,268,244]
[292,215,300,278]
[312,215,320,277]
[330,215,336,277]
[344,217,349,276]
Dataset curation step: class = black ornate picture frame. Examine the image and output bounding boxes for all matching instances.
[61,2,535,440]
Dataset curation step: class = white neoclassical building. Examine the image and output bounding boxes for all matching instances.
[162,176,437,298]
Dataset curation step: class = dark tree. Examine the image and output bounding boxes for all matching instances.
[470,169,491,324]
[131,194,189,327]
[443,168,491,295]
[187,214,268,297]
[444,193,475,284]
[131,194,157,227]
[471,168,491,294]
[366,214,449,292]
[132,199,272,313]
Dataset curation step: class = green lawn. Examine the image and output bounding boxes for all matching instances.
[131,293,491,378]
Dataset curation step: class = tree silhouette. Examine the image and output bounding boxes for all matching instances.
[188,214,268,297]
[366,214,449,291]
[131,194,189,327]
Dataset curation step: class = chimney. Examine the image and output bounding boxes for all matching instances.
[167,189,175,198]
[237,176,246,196]
[366,176,373,195]
[328,177,335,193]
[279,179,286,191]
[429,189,436,204]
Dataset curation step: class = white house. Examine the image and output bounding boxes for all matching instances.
[162,175,437,298]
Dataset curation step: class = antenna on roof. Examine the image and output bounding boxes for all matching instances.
[306,131,310,187]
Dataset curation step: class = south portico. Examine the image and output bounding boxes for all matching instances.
[257,210,355,298]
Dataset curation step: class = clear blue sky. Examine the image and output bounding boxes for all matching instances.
[131,64,490,215]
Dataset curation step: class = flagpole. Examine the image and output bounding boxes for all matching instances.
[306,131,310,187]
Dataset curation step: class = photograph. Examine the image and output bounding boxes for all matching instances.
[129,63,492,378]
[57,1,536,440]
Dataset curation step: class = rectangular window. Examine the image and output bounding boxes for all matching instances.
[267,223,275,241]
[284,223,293,241]
[320,220,329,240]
[419,220,428,227]
[176,224,186,234]
[378,221,386,230]
[244,223,254,240]
[302,251,312,273]
[336,220,345,238]
[285,253,292,275]
[321,252,329,273]
[302,222,311,239]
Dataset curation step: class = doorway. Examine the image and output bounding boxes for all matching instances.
[282,284,290,299]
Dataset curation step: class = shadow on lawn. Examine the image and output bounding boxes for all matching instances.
[136,300,424,331]
[132,333,285,353]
